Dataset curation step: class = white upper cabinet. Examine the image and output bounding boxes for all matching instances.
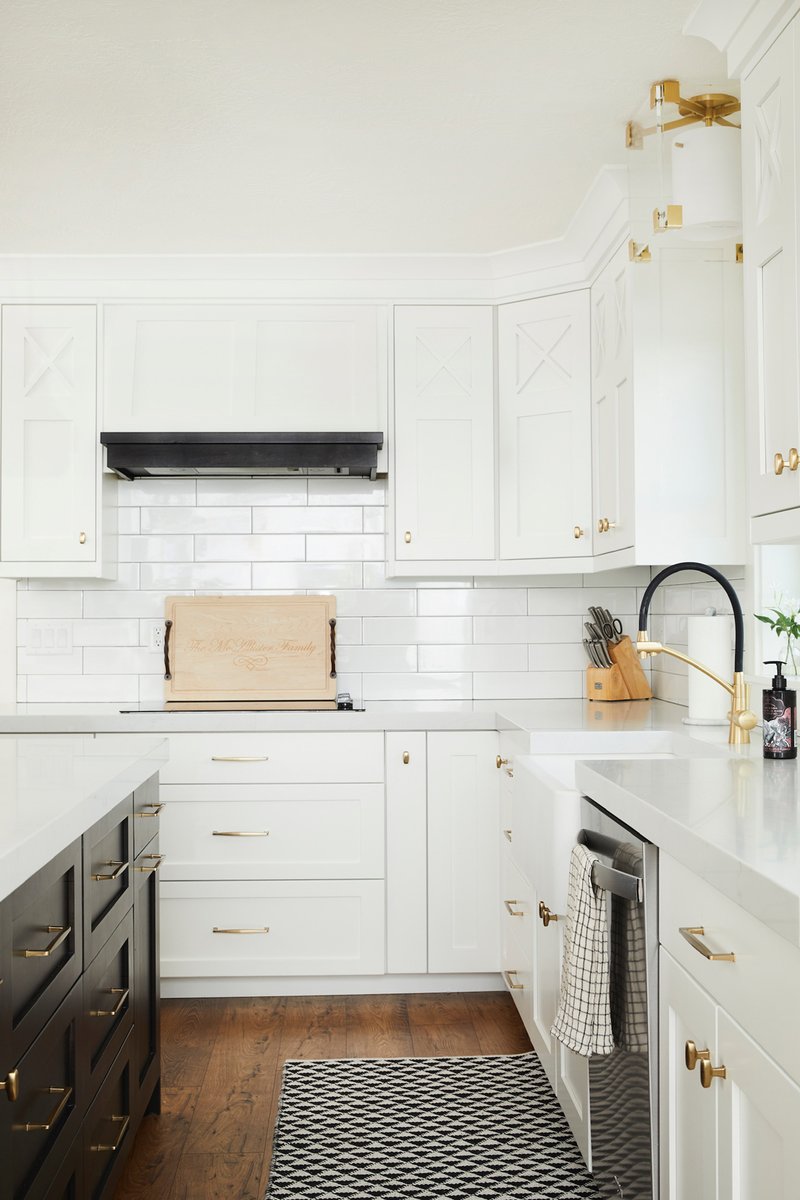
[742,19,800,524]
[392,305,495,562]
[590,243,635,555]
[498,291,592,559]
[0,305,116,578]
[103,303,387,434]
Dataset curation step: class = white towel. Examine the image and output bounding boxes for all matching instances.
[550,843,614,1057]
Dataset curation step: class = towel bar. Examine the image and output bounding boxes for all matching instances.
[577,829,644,903]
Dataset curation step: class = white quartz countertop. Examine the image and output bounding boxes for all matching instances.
[576,752,800,949]
[0,734,168,903]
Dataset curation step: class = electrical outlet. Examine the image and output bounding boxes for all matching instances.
[150,624,165,651]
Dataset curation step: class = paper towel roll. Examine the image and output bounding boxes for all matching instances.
[686,614,734,722]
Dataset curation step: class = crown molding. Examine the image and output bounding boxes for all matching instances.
[0,166,629,304]
[685,0,800,77]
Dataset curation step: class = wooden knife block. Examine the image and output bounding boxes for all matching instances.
[586,635,652,702]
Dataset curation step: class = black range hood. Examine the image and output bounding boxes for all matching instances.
[100,431,384,480]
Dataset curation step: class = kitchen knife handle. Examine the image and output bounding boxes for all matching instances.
[329,618,337,679]
[163,620,173,681]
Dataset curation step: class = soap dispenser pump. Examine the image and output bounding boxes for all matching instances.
[762,661,797,759]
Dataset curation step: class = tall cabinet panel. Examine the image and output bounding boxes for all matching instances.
[1,306,102,569]
[742,20,800,518]
[498,291,592,559]
[393,306,495,561]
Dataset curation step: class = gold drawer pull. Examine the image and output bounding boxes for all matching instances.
[504,900,525,917]
[402,751,410,764]
[135,853,165,873]
[89,988,130,1018]
[685,1040,711,1071]
[16,925,71,959]
[539,901,559,927]
[679,926,735,962]
[503,970,524,991]
[774,448,799,475]
[92,860,128,882]
[211,756,269,763]
[700,1059,727,1088]
[212,927,270,934]
[212,830,270,838]
[496,756,508,769]
[502,829,512,842]
[90,1113,130,1152]
[1,1068,20,1103]
[79,531,87,545]
[13,1085,72,1132]
[135,802,165,818]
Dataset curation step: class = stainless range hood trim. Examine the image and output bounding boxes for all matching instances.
[100,431,385,480]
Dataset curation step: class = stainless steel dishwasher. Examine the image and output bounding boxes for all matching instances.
[579,796,659,1200]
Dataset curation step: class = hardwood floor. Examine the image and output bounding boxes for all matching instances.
[113,991,531,1200]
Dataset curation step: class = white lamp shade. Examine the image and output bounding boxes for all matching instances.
[671,122,742,241]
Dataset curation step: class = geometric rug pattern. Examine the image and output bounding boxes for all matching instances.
[267,1051,601,1198]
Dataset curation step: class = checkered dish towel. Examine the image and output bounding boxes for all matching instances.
[550,843,614,1057]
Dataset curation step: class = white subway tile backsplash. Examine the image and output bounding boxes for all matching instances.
[252,563,362,589]
[361,673,472,700]
[418,589,527,616]
[141,507,252,534]
[529,643,589,671]
[83,647,164,675]
[72,619,141,647]
[364,617,472,644]
[363,507,385,534]
[308,479,385,506]
[197,479,307,506]
[27,564,141,592]
[118,480,196,507]
[253,507,362,534]
[307,534,385,561]
[362,562,472,589]
[117,508,140,535]
[83,591,190,619]
[26,675,140,703]
[309,589,416,617]
[119,535,194,563]
[474,615,583,644]
[418,644,527,672]
[195,535,305,562]
[140,563,252,590]
[18,592,83,619]
[472,671,583,699]
[337,645,418,672]
[18,648,83,675]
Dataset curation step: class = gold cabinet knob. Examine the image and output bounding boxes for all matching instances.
[79,531,87,544]
[774,448,800,475]
[403,530,412,543]
[699,1059,727,1088]
[596,517,617,534]
[496,755,508,769]
[538,900,559,927]
[573,525,584,539]
[0,1068,20,1103]
[402,751,410,765]
[685,1040,711,1071]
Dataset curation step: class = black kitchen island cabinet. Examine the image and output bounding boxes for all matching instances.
[0,774,162,1200]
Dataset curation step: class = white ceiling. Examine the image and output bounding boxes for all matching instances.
[0,0,730,255]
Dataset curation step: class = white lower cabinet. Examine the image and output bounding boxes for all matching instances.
[427,731,500,973]
[385,732,427,974]
[659,853,800,1200]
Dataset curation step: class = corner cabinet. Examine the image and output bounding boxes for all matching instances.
[498,291,593,560]
[0,305,116,579]
[392,306,495,564]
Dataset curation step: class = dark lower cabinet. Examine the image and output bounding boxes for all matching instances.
[0,772,161,1200]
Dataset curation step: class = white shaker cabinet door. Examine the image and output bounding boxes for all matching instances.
[385,732,428,974]
[717,1010,800,1200]
[103,303,386,433]
[742,21,800,518]
[393,306,495,561]
[1,305,99,565]
[498,290,592,559]
[659,950,718,1200]
[590,243,634,554]
[427,731,500,973]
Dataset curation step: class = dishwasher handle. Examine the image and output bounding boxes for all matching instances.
[577,829,644,903]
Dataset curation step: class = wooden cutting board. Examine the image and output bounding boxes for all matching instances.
[163,595,337,704]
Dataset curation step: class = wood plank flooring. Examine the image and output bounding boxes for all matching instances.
[114,992,531,1200]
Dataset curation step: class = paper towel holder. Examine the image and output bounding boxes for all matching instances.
[636,562,757,745]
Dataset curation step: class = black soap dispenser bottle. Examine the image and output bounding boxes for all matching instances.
[762,661,797,759]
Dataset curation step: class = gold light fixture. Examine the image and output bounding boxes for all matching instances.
[627,81,742,240]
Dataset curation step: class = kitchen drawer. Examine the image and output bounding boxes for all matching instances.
[83,798,133,967]
[160,880,385,977]
[159,783,384,880]
[500,854,533,1033]
[158,732,384,784]
[81,910,133,1099]
[132,836,161,1119]
[82,1033,133,1200]
[40,1132,83,1200]
[513,759,581,906]
[132,775,161,858]
[6,982,82,1200]
[660,852,800,1085]
[8,841,82,1065]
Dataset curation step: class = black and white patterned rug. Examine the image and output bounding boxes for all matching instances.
[266,1051,601,1199]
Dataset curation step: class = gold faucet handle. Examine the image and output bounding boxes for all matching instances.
[731,708,758,731]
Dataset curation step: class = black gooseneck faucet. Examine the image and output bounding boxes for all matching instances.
[637,561,756,745]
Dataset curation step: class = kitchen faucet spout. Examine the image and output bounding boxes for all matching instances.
[636,562,757,745]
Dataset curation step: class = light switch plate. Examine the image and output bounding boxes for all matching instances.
[25,620,73,655]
